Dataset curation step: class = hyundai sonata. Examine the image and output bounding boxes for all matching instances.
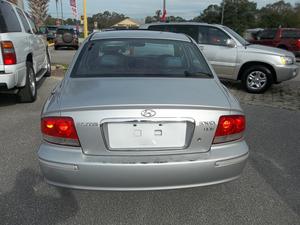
[38,30,249,190]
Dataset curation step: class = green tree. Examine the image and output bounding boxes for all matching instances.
[222,0,257,34]
[166,16,186,22]
[193,4,221,24]
[258,1,298,28]
[88,11,127,30]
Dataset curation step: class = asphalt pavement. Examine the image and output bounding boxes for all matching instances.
[50,48,77,65]
[0,77,299,225]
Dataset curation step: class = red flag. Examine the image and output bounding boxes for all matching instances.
[70,0,77,18]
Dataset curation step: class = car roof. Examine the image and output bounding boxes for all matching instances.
[140,22,224,29]
[91,30,192,42]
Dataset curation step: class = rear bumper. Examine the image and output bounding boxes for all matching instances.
[0,72,17,89]
[0,63,26,90]
[38,141,249,191]
[275,64,299,82]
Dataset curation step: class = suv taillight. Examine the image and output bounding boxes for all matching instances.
[296,39,300,49]
[213,115,246,144]
[1,41,17,65]
[41,117,80,146]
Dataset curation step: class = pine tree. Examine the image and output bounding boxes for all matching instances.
[28,0,49,27]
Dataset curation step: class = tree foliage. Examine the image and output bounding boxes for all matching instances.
[257,1,297,28]
[193,0,300,34]
[88,11,127,30]
[145,11,186,23]
[28,0,49,27]
[193,4,221,24]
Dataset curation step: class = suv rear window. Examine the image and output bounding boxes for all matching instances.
[0,1,21,33]
[72,38,213,78]
[57,28,75,35]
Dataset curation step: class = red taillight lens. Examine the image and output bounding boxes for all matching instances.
[1,41,17,65]
[213,115,246,144]
[41,117,80,146]
[296,39,300,49]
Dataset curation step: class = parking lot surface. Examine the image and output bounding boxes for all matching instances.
[0,76,299,225]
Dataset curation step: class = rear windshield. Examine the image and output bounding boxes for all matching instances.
[282,30,300,39]
[47,26,57,32]
[0,1,21,33]
[57,28,74,34]
[71,38,213,78]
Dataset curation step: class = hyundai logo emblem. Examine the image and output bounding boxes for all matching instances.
[141,109,156,117]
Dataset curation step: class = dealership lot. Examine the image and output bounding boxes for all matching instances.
[0,73,299,224]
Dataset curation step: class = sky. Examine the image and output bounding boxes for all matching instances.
[46,0,300,20]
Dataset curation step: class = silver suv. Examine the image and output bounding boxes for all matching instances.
[0,0,50,102]
[142,23,299,93]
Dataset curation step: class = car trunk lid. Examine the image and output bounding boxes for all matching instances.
[60,77,230,110]
[59,77,231,156]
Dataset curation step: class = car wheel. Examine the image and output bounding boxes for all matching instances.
[54,45,58,50]
[44,51,51,77]
[242,65,273,93]
[18,62,37,103]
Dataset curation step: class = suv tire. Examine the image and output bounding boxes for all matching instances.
[18,62,37,103]
[241,65,273,93]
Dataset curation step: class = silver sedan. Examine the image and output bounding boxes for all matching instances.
[38,31,249,191]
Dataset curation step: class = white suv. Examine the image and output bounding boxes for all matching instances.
[0,0,50,102]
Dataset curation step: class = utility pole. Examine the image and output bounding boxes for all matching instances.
[83,0,88,38]
[60,0,64,25]
[221,0,225,25]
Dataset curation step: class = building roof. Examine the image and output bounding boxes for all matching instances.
[112,18,142,28]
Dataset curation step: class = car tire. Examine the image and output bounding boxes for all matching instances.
[44,51,51,77]
[18,62,37,103]
[54,45,58,50]
[241,65,273,93]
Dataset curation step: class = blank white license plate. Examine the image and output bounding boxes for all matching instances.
[107,122,187,150]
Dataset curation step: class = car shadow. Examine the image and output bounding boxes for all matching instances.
[0,93,18,106]
[0,168,79,225]
[55,47,77,51]
[0,77,47,107]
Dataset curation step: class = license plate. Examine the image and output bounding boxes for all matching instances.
[107,121,187,150]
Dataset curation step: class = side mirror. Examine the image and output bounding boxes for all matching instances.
[226,39,236,48]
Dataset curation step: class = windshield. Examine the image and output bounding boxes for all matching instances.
[72,39,213,78]
[223,26,249,46]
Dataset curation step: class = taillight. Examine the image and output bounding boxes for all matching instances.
[41,117,80,146]
[296,39,300,49]
[1,41,17,65]
[213,115,246,144]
